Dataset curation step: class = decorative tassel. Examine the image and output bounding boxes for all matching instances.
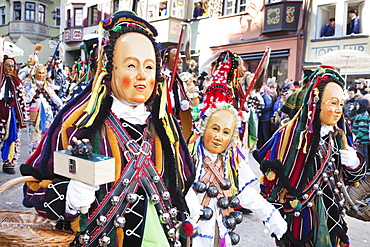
[291,199,302,210]
[179,221,194,238]
[265,171,276,181]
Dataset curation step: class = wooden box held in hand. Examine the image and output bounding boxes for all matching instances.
[54,150,115,186]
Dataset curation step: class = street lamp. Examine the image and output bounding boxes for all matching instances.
[51,10,57,20]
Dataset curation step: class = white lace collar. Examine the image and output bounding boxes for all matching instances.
[111,96,150,125]
[320,124,335,137]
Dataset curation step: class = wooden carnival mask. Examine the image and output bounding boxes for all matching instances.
[35,66,47,81]
[203,109,236,154]
[320,82,345,126]
[3,58,15,76]
[112,32,156,105]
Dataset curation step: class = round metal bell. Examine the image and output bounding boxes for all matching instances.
[169,207,178,218]
[79,232,90,245]
[98,234,111,246]
[160,213,171,223]
[122,178,130,186]
[126,193,138,204]
[206,186,219,198]
[223,215,236,229]
[111,196,119,206]
[193,181,207,193]
[114,215,126,228]
[200,206,213,220]
[220,178,232,190]
[162,191,171,200]
[167,228,176,238]
[229,231,240,245]
[150,193,160,204]
[191,227,199,237]
[152,175,161,183]
[229,210,243,224]
[294,211,300,217]
[228,196,240,208]
[217,197,229,209]
[97,215,107,226]
[173,240,182,247]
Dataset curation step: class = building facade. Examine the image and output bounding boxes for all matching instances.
[0,0,62,64]
[304,0,370,84]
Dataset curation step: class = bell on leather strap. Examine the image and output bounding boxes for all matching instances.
[162,191,171,200]
[217,197,229,209]
[98,233,111,246]
[150,193,160,204]
[111,196,120,205]
[229,231,241,245]
[228,196,240,208]
[220,178,231,190]
[126,192,138,204]
[200,206,213,220]
[114,215,126,228]
[169,207,178,218]
[229,210,243,224]
[206,186,219,198]
[160,212,171,223]
[97,215,107,226]
[223,215,236,229]
[78,231,90,245]
[193,181,207,193]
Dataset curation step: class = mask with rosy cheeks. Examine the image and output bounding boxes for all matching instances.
[35,66,47,81]
[111,32,156,105]
[3,59,15,75]
[202,109,236,154]
[167,48,183,72]
[319,82,345,126]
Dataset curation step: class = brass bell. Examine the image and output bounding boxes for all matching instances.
[150,193,160,204]
[126,193,138,204]
[78,232,90,244]
[97,215,107,226]
[98,233,111,246]
[111,196,120,206]
[114,215,126,228]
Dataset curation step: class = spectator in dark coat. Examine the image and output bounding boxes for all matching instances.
[193,2,205,18]
[320,18,335,37]
[344,87,360,125]
[347,9,360,35]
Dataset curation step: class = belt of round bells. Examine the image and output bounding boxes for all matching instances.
[192,155,242,245]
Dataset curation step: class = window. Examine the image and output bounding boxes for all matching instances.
[112,0,119,14]
[38,4,45,23]
[346,1,364,35]
[14,2,21,21]
[171,0,185,19]
[222,0,252,15]
[25,2,35,21]
[67,9,71,27]
[316,4,336,39]
[88,5,98,25]
[0,6,5,25]
[147,0,168,19]
[55,8,61,26]
[74,8,83,26]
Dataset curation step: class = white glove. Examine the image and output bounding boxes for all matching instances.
[180,100,190,111]
[264,210,287,240]
[340,145,360,169]
[65,179,99,214]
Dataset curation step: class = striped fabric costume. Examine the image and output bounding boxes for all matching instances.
[254,66,366,247]
[21,11,194,247]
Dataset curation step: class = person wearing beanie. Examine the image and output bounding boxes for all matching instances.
[352,98,370,171]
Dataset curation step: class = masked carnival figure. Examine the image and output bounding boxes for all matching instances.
[254,66,367,247]
[18,44,43,84]
[0,55,27,174]
[185,51,287,246]
[21,11,194,247]
[24,65,62,154]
